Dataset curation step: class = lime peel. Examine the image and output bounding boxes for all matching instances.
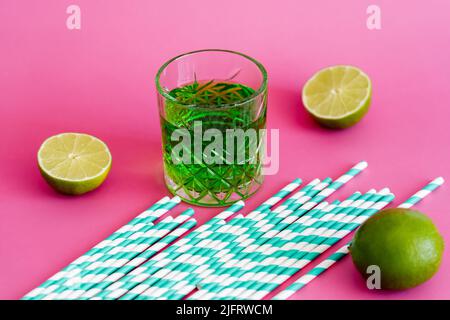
[350,208,444,290]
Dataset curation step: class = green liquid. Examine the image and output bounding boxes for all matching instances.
[160,80,266,206]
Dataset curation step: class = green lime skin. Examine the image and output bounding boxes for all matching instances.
[349,208,444,290]
[38,164,111,195]
[309,95,371,129]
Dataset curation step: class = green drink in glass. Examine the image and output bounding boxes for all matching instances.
[156,49,268,207]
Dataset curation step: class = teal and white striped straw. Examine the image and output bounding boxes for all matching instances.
[101,180,301,300]
[397,177,444,209]
[191,190,373,300]
[219,189,391,299]
[93,199,248,299]
[234,191,395,300]
[136,180,330,300]
[272,176,444,300]
[81,218,197,300]
[188,201,335,300]
[154,180,324,300]
[273,245,350,300]
[54,209,195,300]
[187,188,345,301]
[87,209,253,302]
[189,162,368,300]
[22,196,180,300]
[204,193,373,299]
[255,178,304,211]
[186,181,330,279]
[37,202,186,300]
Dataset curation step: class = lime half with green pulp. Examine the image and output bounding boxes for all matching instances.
[37,133,112,195]
[302,65,372,129]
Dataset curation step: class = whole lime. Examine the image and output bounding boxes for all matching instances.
[349,208,444,290]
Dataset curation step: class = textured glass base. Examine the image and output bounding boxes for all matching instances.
[164,172,264,207]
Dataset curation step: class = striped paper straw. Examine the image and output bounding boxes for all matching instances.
[169,193,361,300]
[273,245,350,300]
[103,180,302,300]
[237,191,394,300]
[189,162,368,300]
[136,180,329,300]
[397,177,444,209]
[190,191,372,300]
[202,197,366,298]
[22,196,179,300]
[183,180,332,291]
[184,201,332,300]
[84,210,251,300]
[46,215,179,300]
[256,178,303,212]
[80,218,197,300]
[151,180,324,301]
[133,179,330,300]
[94,200,248,299]
[220,189,386,299]
[125,207,276,300]
[55,209,195,300]
[186,202,345,300]
[272,176,444,300]
[38,204,187,300]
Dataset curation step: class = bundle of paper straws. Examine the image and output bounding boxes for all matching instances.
[22,161,444,300]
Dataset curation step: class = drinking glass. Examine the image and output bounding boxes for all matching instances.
[155,49,268,207]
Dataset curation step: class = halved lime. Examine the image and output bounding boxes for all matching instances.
[302,65,372,129]
[37,133,112,195]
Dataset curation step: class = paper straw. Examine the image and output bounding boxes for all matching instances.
[54,209,195,300]
[196,199,361,299]
[167,187,365,299]
[178,188,341,301]
[133,179,330,300]
[136,179,329,300]
[22,196,179,300]
[190,191,370,300]
[188,162,368,300]
[272,245,350,300]
[80,218,197,300]
[397,177,444,209]
[153,179,324,301]
[184,178,331,298]
[37,203,186,300]
[220,189,386,299]
[272,177,444,300]
[185,202,335,300]
[102,179,302,300]
[235,191,394,300]
[46,214,179,300]
[94,200,247,300]
[256,178,303,211]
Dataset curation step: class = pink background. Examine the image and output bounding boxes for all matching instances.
[1,0,449,300]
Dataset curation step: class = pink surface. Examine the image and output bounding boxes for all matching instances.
[1,0,449,300]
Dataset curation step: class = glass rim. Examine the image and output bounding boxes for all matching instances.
[155,49,268,110]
